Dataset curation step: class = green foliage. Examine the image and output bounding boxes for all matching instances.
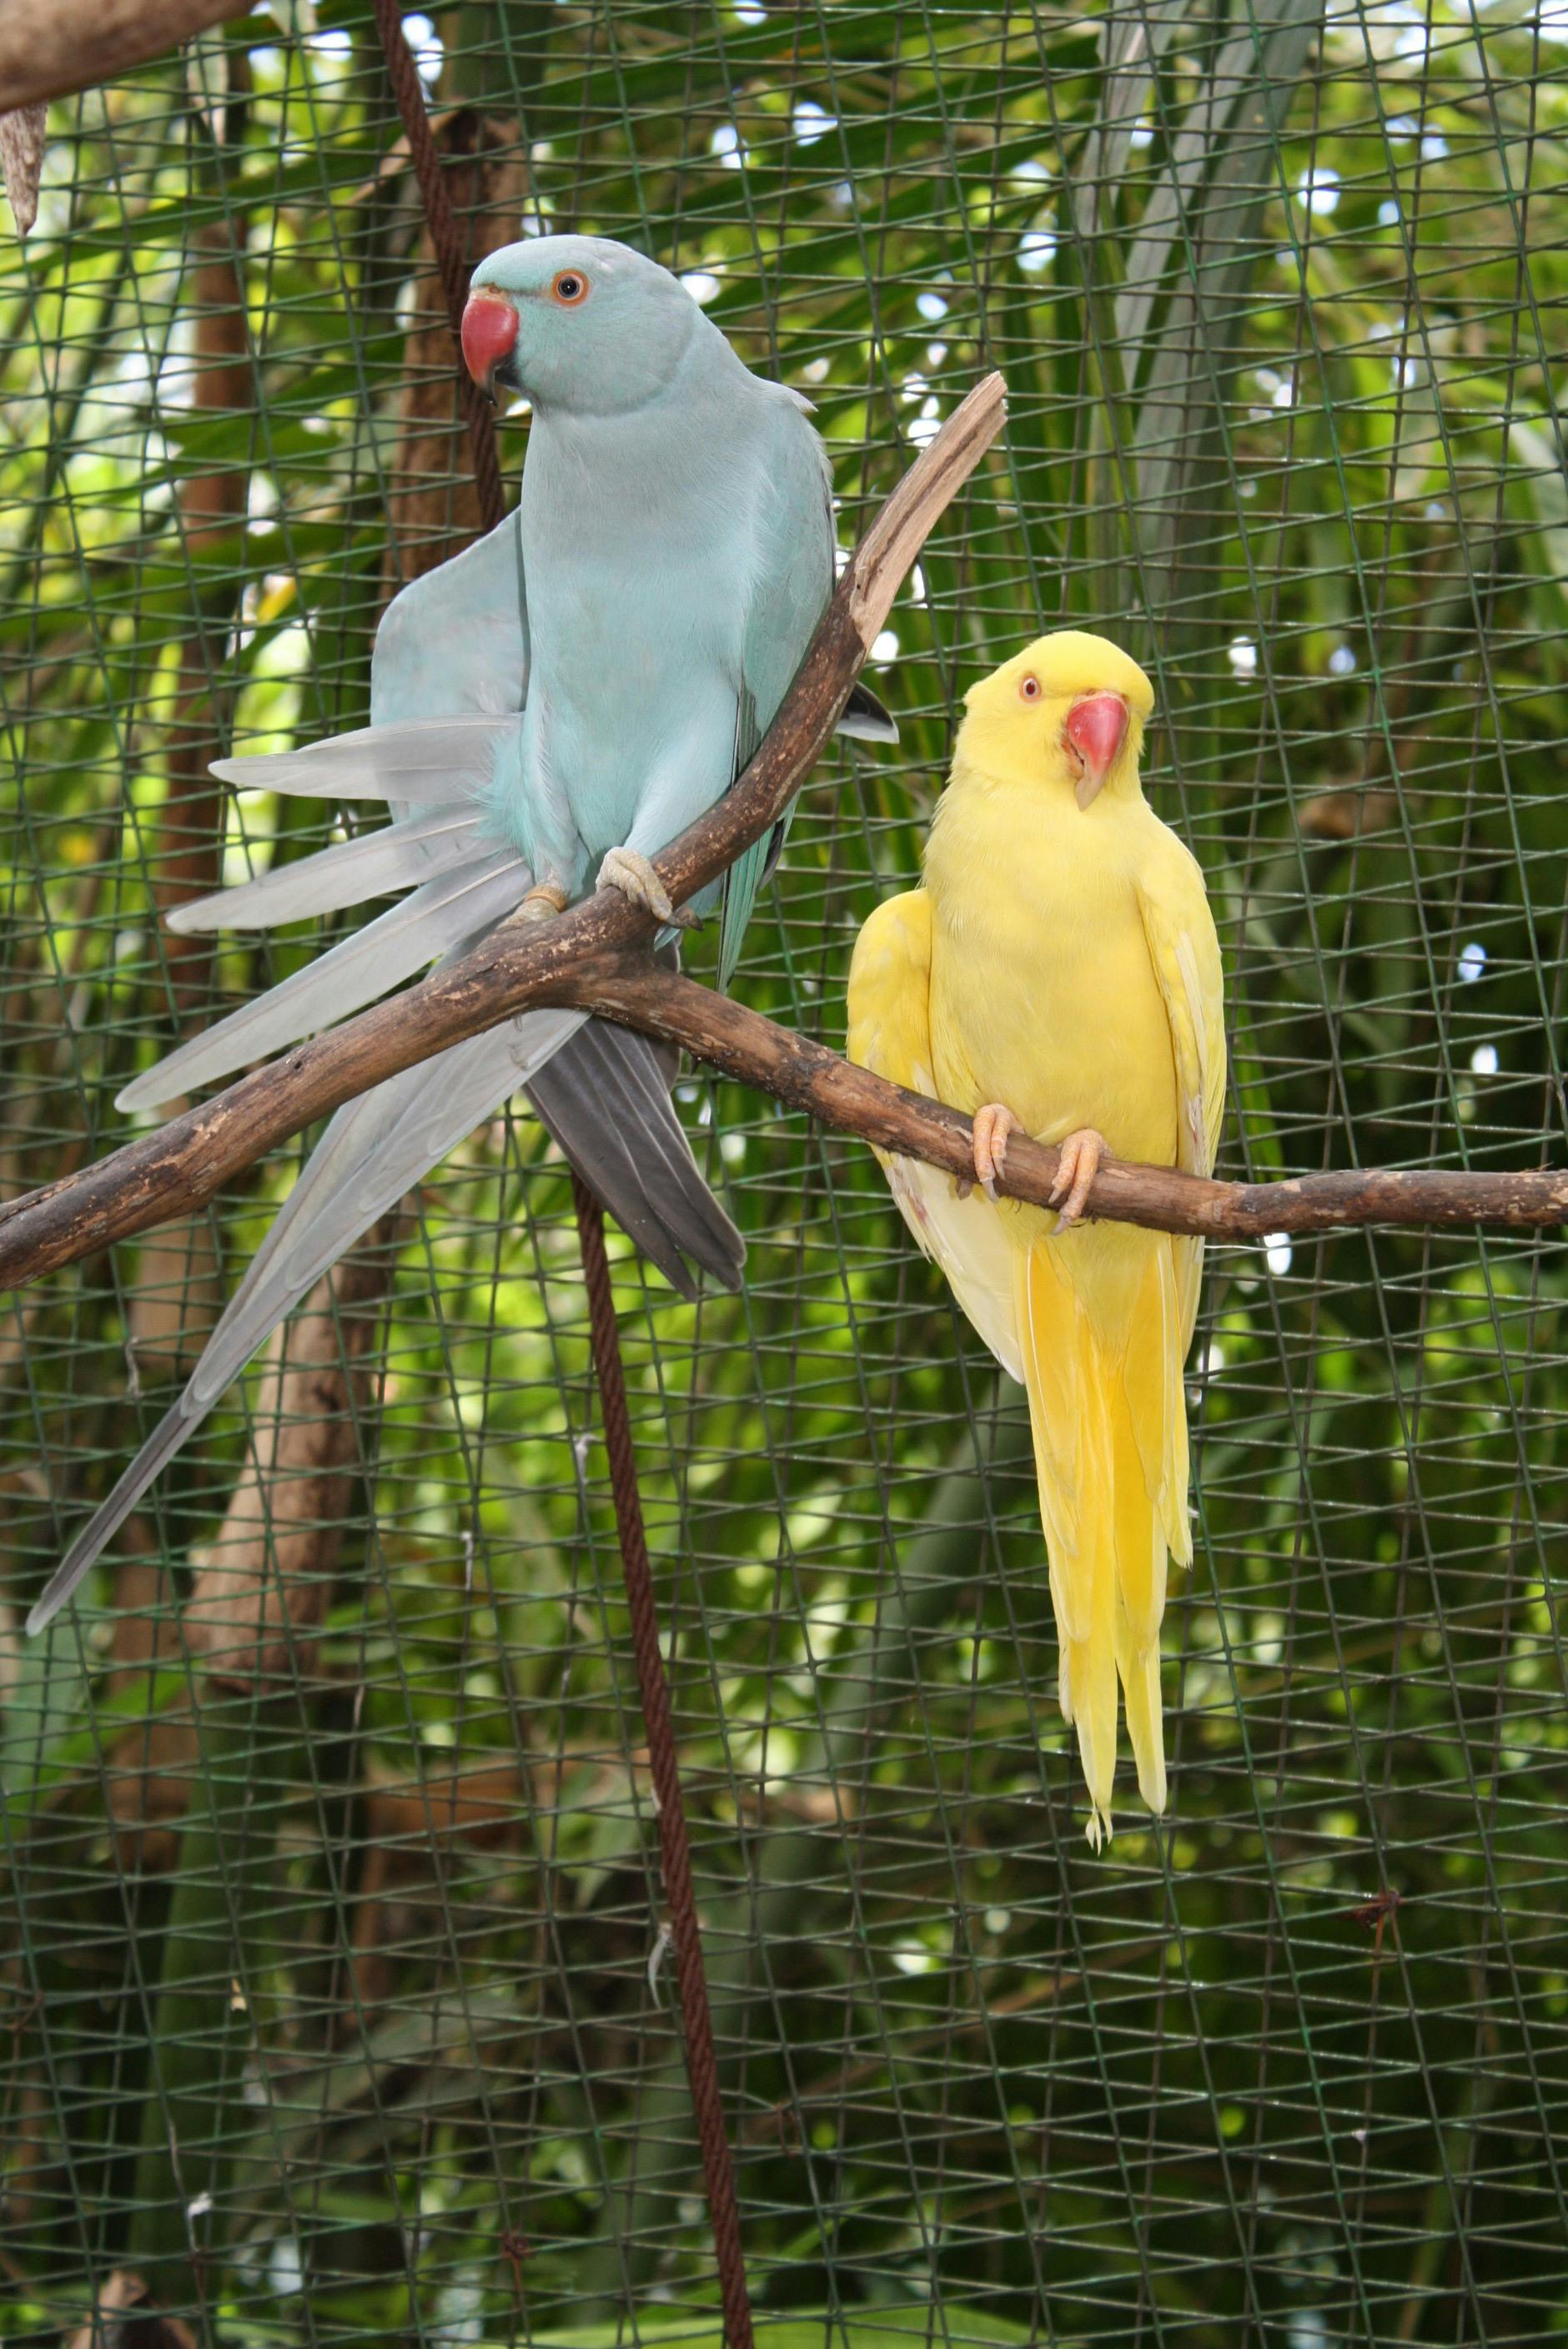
[2,3,1565,2345]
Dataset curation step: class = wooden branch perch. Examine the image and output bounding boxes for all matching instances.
[0,365,1562,1294]
[575,970,1568,1240]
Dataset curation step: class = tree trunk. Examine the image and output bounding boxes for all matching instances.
[128,199,253,1371]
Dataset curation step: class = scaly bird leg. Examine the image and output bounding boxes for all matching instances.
[1048,1127,1107,1229]
[971,1102,1022,1202]
[597,848,701,932]
[514,880,570,926]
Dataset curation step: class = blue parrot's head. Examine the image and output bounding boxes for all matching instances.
[463,235,705,416]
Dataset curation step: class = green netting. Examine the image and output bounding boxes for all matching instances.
[2,3,1565,2344]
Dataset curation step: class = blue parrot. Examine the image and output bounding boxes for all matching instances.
[28,235,893,1635]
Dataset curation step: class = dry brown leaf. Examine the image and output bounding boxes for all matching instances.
[1,104,46,238]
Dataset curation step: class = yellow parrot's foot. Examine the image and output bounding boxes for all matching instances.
[1049,1126,1107,1229]
[514,880,570,925]
[971,1102,1022,1201]
[598,847,701,931]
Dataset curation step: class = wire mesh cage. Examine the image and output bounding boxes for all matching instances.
[2,3,1565,2343]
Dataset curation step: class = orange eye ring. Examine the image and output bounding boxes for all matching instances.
[1018,673,1041,702]
[550,269,590,306]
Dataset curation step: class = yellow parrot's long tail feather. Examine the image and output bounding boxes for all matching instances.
[1018,1234,1184,1845]
[1115,1626,1167,1816]
[1123,1235,1196,1571]
[1018,1245,1112,1846]
[1110,1253,1180,1816]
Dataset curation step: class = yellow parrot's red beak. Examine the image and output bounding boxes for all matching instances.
[1064,692,1128,808]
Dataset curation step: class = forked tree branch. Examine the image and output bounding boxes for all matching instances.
[0,366,1563,1292]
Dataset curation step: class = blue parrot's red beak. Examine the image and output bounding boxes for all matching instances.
[461,290,519,400]
[1064,692,1128,808]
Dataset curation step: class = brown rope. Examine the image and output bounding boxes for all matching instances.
[570,1171,753,2348]
[368,10,754,2340]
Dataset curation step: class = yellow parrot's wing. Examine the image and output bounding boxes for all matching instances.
[847,889,1023,1384]
[1137,833,1227,1358]
[1137,832,1226,1183]
[1093,826,1224,1612]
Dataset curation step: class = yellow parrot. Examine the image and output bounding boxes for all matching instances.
[847,631,1225,1848]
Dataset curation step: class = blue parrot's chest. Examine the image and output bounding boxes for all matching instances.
[519,492,749,858]
[494,385,824,883]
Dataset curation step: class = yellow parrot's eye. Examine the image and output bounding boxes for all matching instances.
[1018,674,1041,702]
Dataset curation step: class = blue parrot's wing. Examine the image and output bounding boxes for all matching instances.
[718,398,836,991]
[28,1002,585,1637]
[373,510,745,1290]
[126,502,534,1116]
[370,514,529,730]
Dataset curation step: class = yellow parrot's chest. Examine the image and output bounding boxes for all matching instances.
[924,782,1179,1168]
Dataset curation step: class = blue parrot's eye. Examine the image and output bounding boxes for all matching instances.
[1019,674,1041,702]
[551,271,590,306]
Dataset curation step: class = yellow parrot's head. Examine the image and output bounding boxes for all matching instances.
[957,631,1154,810]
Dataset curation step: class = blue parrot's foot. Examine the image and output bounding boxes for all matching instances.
[515,881,570,925]
[1049,1127,1106,1229]
[597,848,701,932]
[971,1102,1021,1202]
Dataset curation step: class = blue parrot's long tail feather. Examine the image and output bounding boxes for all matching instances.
[117,846,526,1114]
[526,1021,744,1300]
[28,1009,585,1637]
[28,1406,201,1640]
[168,803,486,935]
[210,716,518,802]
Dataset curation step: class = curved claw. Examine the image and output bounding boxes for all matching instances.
[598,848,701,932]
[972,1102,1022,1202]
[1048,1127,1107,1229]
